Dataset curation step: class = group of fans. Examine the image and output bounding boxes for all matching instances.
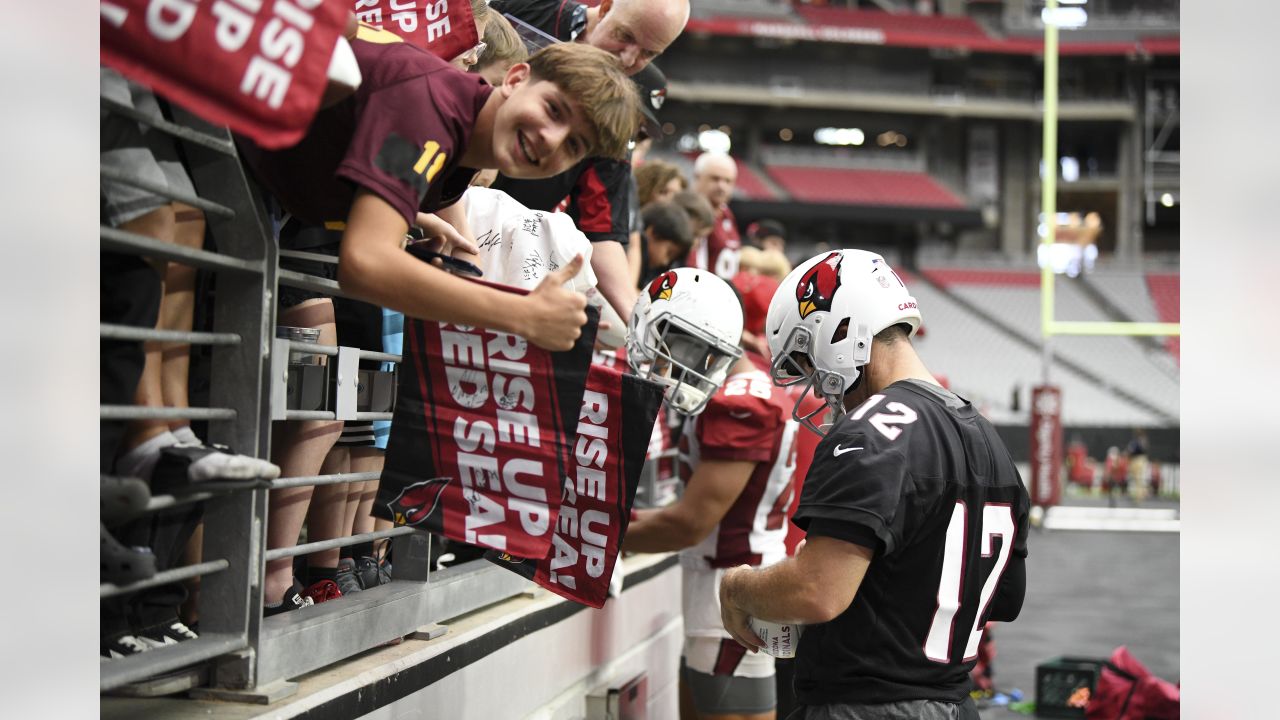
[101,1,1031,719]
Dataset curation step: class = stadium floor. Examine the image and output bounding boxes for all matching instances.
[977,510,1180,717]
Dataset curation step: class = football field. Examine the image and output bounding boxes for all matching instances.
[979,501,1180,717]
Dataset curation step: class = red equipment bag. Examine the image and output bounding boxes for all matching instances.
[1085,646,1180,720]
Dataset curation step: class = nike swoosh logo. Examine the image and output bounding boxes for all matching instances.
[833,444,864,456]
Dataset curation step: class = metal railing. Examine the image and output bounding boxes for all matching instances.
[99,98,541,699]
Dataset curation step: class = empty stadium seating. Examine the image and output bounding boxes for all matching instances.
[766,166,966,208]
[915,267,1179,426]
[1146,273,1180,361]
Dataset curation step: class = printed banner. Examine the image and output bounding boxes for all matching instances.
[101,0,348,149]
[488,365,665,608]
[1029,385,1063,507]
[352,0,477,61]
[376,281,597,560]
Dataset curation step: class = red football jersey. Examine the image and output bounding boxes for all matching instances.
[686,204,742,280]
[678,369,799,568]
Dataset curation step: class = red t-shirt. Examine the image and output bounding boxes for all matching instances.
[687,204,741,280]
[239,33,492,227]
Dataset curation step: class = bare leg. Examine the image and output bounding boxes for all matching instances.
[349,448,384,538]
[305,446,351,572]
[158,202,205,432]
[264,299,341,603]
[119,206,176,454]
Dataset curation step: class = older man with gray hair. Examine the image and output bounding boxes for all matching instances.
[687,152,741,281]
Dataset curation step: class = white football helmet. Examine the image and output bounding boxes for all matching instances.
[627,268,744,416]
[765,250,921,434]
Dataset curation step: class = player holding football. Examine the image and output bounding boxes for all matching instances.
[625,268,801,720]
[719,250,1030,720]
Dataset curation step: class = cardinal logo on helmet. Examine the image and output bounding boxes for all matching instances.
[796,252,843,319]
[647,270,678,302]
[386,477,450,527]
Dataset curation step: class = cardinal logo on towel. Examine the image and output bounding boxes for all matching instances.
[387,477,449,527]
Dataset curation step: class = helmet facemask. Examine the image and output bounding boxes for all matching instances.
[631,313,742,416]
[769,318,871,436]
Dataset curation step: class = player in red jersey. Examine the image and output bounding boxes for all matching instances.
[625,268,800,720]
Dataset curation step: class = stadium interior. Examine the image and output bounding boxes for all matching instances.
[99,0,1180,717]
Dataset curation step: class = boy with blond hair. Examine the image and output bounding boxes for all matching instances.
[238,37,640,613]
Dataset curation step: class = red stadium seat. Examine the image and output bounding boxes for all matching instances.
[766,166,965,209]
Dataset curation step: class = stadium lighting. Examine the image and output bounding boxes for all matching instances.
[1160,193,1175,207]
[1042,7,1088,28]
[814,127,865,146]
[698,129,732,154]
[1058,0,1087,4]
[778,128,794,141]
[1060,156,1079,182]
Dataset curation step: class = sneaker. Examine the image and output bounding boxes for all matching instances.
[304,579,342,604]
[100,474,151,527]
[152,442,280,493]
[336,558,363,596]
[264,583,315,618]
[137,619,199,649]
[356,556,392,589]
[102,632,151,660]
[101,523,156,584]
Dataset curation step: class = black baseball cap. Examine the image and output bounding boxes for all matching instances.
[748,219,786,241]
[632,63,666,140]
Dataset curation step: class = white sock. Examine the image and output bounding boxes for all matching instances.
[116,431,178,481]
[171,426,200,445]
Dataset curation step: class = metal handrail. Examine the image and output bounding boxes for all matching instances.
[101,167,236,219]
[101,559,231,599]
[101,97,238,155]
[263,527,417,562]
[270,472,382,490]
[101,323,241,346]
[102,226,264,274]
[100,405,236,421]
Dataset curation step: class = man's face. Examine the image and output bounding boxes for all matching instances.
[695,157,737,208]
[587,0,687,75]
[491,67,595,179]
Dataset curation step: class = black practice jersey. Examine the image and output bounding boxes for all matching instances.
[791,379,1030,706]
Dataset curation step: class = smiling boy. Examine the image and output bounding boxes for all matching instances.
[239,37,639,351]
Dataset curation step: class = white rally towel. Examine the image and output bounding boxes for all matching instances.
[463,187,626,347]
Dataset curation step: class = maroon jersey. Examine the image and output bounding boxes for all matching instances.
[678,369,799,569]
[687,204,742,280]
[238,30,492,227]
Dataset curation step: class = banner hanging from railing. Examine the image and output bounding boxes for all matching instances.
[377,283,597,560]
[352,0,478,62]
[100,0,349,149]
[488,365,664,608]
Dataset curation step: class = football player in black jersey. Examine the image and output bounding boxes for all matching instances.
[719,249,1030,720]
